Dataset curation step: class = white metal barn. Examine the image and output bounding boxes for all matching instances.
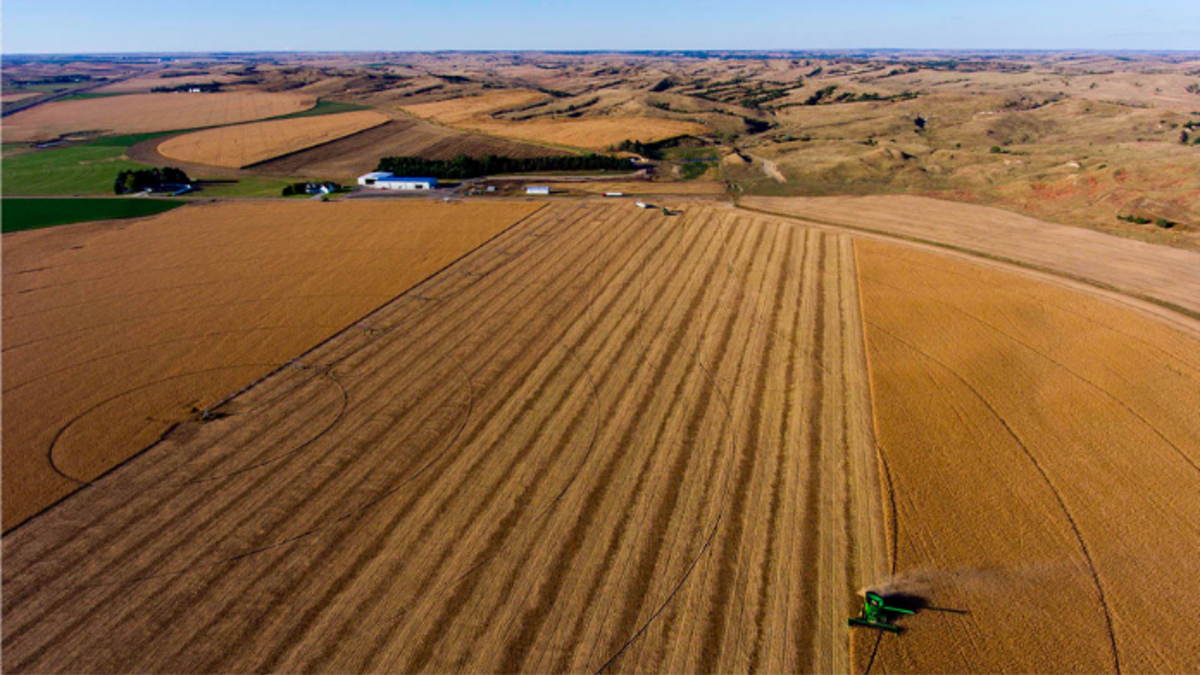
[525,185,550,195]
[357,172,439,190]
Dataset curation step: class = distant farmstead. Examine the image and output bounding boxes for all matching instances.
[357,172,438,190]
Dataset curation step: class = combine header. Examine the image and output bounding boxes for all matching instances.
[848,591,914,633]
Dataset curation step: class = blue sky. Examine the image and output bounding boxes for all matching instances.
[4,0,1199,54]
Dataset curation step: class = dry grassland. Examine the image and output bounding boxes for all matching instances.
[401,90,708,150]
[854,240,1200,673]
[156,111,390,168]
[742,195,1200,318]
[2,92,315,142]
[1,200,540,530]
[2,203,886,674]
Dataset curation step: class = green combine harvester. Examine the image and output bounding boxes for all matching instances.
[848,591,914,633]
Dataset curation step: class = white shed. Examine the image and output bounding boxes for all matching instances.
[357,172,438,190]
[525,185,551,195]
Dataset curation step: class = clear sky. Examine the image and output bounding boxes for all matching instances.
[4,0,1199,54]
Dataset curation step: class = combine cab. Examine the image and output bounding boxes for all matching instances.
[848,591,914,633]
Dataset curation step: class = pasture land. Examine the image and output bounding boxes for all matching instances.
[742,195,1200,320]
[3,92,315,142]
[1,203,886,674]
[1,140,150,196]
[854,240,1200,673]
[1,198,184,233]
[1,200,541,530]
[156,111,390,169]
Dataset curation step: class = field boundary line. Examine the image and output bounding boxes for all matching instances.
[734,203,1200,329]
[237,117,394,170]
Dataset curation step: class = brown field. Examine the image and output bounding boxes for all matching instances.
[401,90,709,150]
[1,92,41,103]
[2,92,316,142]
[1,203,888,673]
[92,72,246,94]
[853,240,1200,673]
[252,117,568,179]
[0,200,540,530]
[742,195,1200,319]
[156,111,391,168]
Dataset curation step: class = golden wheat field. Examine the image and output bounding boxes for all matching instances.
[0,200,540,531]
[156,111,391,168]
[401,90,708,150]
[4,198,1200,674]
[2,92,315,142]
[2,203,888,673]
[252,117,567,179]
[742,195,1200,319]
[853,240,1200,673]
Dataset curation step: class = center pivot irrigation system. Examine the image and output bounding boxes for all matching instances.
[848,591,915,633]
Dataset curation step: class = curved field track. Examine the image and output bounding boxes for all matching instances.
[251,117,568,179]
[1,201,540,530]
[2,204,886,674]
[2,92,316,142]
[853,239,1200,673]
[156,111,390,169]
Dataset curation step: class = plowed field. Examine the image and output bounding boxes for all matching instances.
[156,111,390,169]
[2,92,315,142]
[1,200,540,530]
[854,239,1200,673]
[2,203,886,673]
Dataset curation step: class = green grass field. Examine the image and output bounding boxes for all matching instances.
[2,198,185,233]
[2,141,150,196]
[273,99,370,119]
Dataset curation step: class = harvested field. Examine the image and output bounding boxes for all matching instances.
[1,200,540,530]
[156,111,390,168]
[742,195,1200,319]
[854,240,1200,673]
[2,92,315,142]
[401,89,550,124]
[2,203,887,673]
[252,117,567,179]
[401,91,709,150]
[92,72,245,94]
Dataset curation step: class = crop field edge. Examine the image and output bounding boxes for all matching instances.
[736,202,1200,325]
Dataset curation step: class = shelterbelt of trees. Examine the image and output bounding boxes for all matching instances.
[376,153,630,179]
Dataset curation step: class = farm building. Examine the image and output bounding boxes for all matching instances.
[525,185,550,195]
[357,172,438,190]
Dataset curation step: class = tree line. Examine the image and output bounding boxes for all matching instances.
[376,153,629,179]
[114,167,191,194]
